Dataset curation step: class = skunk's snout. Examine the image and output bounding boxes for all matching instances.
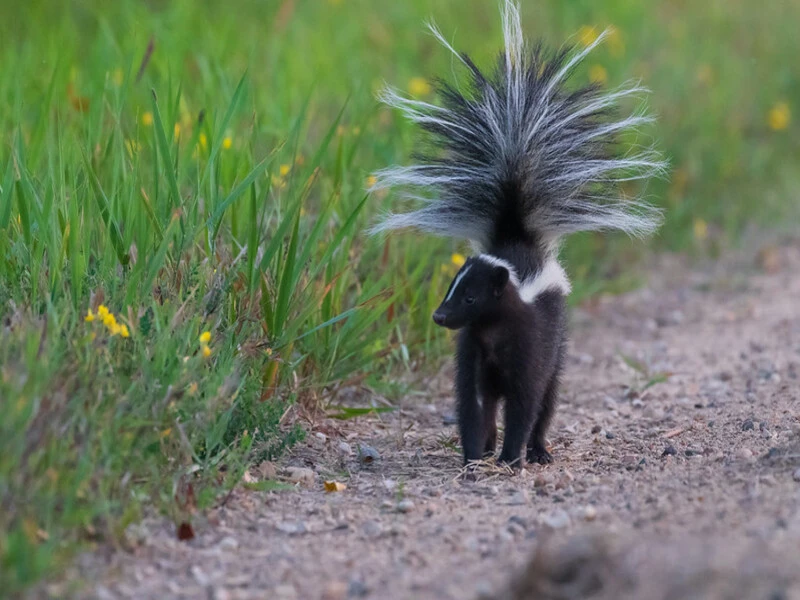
[432,311,447,326]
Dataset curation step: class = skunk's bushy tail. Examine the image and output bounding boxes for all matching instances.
[370,0,667,250]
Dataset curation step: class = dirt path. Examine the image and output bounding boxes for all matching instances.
[70,243,800,600]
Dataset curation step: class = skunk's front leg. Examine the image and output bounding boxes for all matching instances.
[456,332,484,464]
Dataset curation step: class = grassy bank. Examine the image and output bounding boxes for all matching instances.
[1,0,797,593]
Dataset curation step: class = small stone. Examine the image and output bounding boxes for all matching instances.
[361,520,382,538]
[606,431,616,440]
[337,441,352,456]
[742,419,755,431]
[321,581,347,600]
[442,413,458,426]
[508,515,528,529]
[662,445,677,457]
[286,467,315,486]
[591,425,602,434]
[541,509,571,530]
[793,468,800,483]
[314,432,328,443]
[397,499,416,513]
[583,506,598,521]
[357,444,380,464]
[506,490,529,506]
[275,521,306,535]
[383,479,398,492]
[190,565,210,587]
[380,499,394,510]
[217,536,239,550]
[761,428,774,440]
[684,449,697,457]
[348,580,369,598]
[736,448,754,462]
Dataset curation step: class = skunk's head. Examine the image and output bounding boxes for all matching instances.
[432,257,516,329]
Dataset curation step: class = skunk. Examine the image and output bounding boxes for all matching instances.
[370,1,666,467]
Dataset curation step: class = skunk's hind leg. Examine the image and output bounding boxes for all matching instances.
[527,371,560,465]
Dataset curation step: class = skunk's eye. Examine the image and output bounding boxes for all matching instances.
[465,296,475,305]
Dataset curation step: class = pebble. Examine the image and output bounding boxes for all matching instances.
[275,521,306,535]
[606,431,616,440]
[337,441,352,456]
[397,499,416,513]
[286,467,315,486]
[362,520,383,538]
[591,425,602,434]
[540,509,571,530]
[583,506,597,522]
[736,448,755,462]
[314,432,328,443]
[506,490,529,506]
[793,469,800,483]
[508,515,528,529]
[190,565,210,587]
[742,419,755,431]
[357,444,381,464]
[348,580,369,598]
[662,445,677,457]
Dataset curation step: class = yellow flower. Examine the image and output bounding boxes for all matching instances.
[198,132,208,150]
[187,382,199,396]
[366,175,378,188]
[108,322,122,336]
[112,68,124,87]
[119,324,130,338]
[222,136,233,150]
[451,253,466,267]
[279,164,291,177]
[85,309,95,323]
[201,345,212,358]
[141,112,154,127]
[767,102,790,131]
[577,25,599,47]
[199,331,212,344]
[589,64,608,85]
[408,77,432,97]
[97,305,109,318]
[174,123,181,139]
[693,218,708,241]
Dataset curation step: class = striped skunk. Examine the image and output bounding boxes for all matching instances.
[370,1,666,468]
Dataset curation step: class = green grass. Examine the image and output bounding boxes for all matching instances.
[1,0,798,593]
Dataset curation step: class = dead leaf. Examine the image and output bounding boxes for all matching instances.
[176,521,195,541]
[324,481,347,493]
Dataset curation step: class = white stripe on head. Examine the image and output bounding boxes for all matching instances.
[445,264,473,302]
[477,254,521,288]
[519,257,571,303]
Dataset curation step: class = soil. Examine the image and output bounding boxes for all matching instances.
[63,242,800,600]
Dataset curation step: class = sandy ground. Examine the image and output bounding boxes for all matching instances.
[65,242,800,600]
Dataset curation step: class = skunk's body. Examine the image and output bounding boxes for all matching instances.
[371,1,665,467]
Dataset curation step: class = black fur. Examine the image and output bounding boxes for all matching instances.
[434,256,566,467]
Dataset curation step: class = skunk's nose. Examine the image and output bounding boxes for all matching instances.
[432,311,446,326]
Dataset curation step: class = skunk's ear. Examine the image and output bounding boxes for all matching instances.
[492,266,510,297]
